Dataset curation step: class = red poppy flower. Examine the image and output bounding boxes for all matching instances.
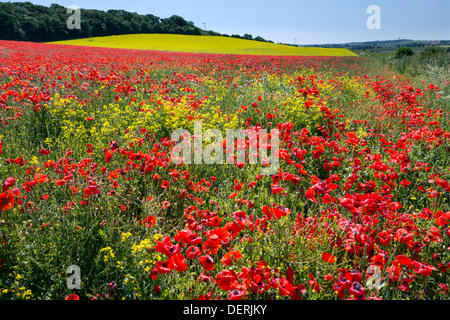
[396,255,412,266]
[0,190,14,211]
[161,180,170,189]
[348,282,365,298]
[154,236,180,257]
[154,258,174,274]
[271,184,285,195]
[186,246,201,260]
[305,188,318,203]
[324,274,333,281]
[55,179,66,186]
[435,211,450,226]
[236,160,245,169]
[395,228,413,244]
[221,249,242,266]
[6,157,26,166]
[202,240,221,255]
[150,269,158,280]
[104,150,113,163]
[40,194,49,200]
[344,270,363,282]
[411,261,436,276]
[308,271,322,293]
[278,276,297,297]
[322,194,333,204]
[339,196,356,213]
[377,230,392,246]
[83,184,99,198]
[400,179,411,187]
[172,253,188,272]
[198,272,214,283]
[160,201,170,209]
[346,132,359,146]
[332,280,349,299]
[439,283,449,294]
[232,210,246,221]
[11,187,22,205]
[291,284,307,300]
[39,148,51,155]
[233,180,244,191]
[174,229,202,245]
[140,215,156,228]
[322,252,336,263]
[199,255,214,271]
[250,280,268,294]
[206,227,230,246]
[262,205,290,220]
[285,265,296,284]
[2,177,15,192]
[228,192,238,199]
[34,174,48,184]
[216,269,238,291]
[86,144,94,155]
[109,140,118,151]
[65,293,80,300]
[229,289,245,300]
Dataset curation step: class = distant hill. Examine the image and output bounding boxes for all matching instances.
[300,39,450,52]
[0,2,272,43]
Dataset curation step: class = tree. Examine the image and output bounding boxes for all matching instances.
[0,2,271,42]
[420,46,446,59]
[394,46,414,59]
[0,10,18,40]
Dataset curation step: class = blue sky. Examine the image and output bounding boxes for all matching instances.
[10,0,450,44]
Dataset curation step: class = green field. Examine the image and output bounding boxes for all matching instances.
[48,33,358,56]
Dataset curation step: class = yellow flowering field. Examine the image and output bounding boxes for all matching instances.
[49,34,357,57]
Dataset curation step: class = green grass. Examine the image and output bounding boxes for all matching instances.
[48,33,358,57]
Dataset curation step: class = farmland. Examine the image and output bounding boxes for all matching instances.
[0,39,449,301]
[49,34,358,57]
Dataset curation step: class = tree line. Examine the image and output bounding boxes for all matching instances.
[303,40,450,51]
[0,2,272,43]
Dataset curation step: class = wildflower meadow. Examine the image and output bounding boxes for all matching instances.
[0,39,449,301]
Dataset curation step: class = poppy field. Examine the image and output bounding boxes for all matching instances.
[0,40,449,300]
